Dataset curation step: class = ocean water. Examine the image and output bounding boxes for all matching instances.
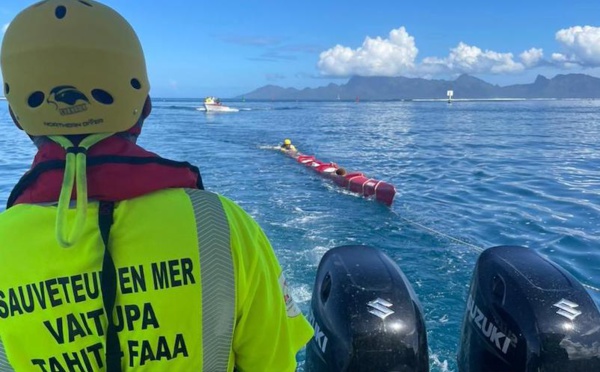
[1,98,600,371]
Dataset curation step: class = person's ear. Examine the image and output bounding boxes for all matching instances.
[9,106,23,130]
[142,96,152,120]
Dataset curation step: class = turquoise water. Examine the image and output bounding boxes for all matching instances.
[2,98,600,371]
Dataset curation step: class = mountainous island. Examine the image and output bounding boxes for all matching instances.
[238,73,600,101]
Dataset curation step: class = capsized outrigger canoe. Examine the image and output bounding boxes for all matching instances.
[283,150,396,206]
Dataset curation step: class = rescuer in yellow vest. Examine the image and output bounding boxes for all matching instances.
[0,1,313,371]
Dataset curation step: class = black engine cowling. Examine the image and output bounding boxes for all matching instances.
[458,245,600,371]
[305,245,429,372]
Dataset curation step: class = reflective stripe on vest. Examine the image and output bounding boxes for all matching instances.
[0,338,15,372]
[186,190,235,371]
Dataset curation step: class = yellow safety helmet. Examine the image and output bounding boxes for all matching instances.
[284,139,292,145]
[1,0,150,136]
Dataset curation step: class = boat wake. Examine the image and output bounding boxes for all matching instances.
[197,107,249,112]
[430,354,451,372]
[257,145,280,150]
[155,105,199,112]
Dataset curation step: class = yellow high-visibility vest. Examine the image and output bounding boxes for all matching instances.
[0,188,313,371]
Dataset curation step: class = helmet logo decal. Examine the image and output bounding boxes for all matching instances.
[47,86,90,116]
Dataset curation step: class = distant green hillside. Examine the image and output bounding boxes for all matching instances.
[238,74,600,100]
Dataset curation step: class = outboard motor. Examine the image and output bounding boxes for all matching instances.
[458,245,600,371]
[305,245,429,372]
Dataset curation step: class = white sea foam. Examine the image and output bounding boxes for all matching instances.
[430,354,451,372]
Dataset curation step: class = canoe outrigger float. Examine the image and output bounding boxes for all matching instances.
[283,150,396,206]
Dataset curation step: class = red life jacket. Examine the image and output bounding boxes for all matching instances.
[7,135,203,208]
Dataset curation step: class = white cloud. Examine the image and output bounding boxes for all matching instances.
[552,53,568,62]
[2,23,8,34]
[420,43,527,75]
[318,28,529,77]
[555,26,600,66]
[317,27,418,77]
[317,25,600,79]
[425,42,525,74]
[520,48,543,67]
[550,52,580,69]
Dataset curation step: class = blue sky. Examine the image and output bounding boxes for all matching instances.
[2,0,600,98]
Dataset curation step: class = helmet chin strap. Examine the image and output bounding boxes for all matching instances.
[47,133,114,248]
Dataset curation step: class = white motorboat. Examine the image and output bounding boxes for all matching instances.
[203,97,239,112]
